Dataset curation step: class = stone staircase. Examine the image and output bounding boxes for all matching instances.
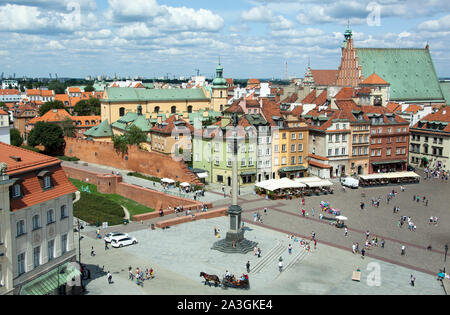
[180,163,204,187]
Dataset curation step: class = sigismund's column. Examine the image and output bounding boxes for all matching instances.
[212,113,257,254]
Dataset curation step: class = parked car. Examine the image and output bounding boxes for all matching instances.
[111,236,138,248]
[104,232,128,243]
[341,177,359,188]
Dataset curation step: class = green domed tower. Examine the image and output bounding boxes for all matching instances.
[211,58,228,112]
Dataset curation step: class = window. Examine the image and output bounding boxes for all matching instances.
[298,144,303,152]
[60,205,68,219]
[12,184,21,198]
[352,148,356,156]
[336,124,340,130]
[378,138,382,144]
[48,240,55,261]
[371,138,376,144]
[342,148,346,155]
[32,215,40,230]
[274,157,279,166]
[18,253,26,276]
[43,176,51,189]
[215,157,220,165]
[61,234,68,255]
[187,106,193,114]
[281,144,286,153]
[33,246,41,268]
[248,157,254,166]
[249,145,254,152]
[386,148,391,156]
[328,135,333,142]
[377,149,381,156]
[274,145,279,153]
[281,157,286,165]
[258,148,262,156]
[154,106,160,113]
[291,133,296,140]
[371,150,375,157]
[16,220,25,237]
[378,128,382,134]
[217,175,223,183]
[171,106,176,114]
[342,134,347,142]
[335,148,339,155]
[353,135,357,143]
[291,144,296,152]
[265,160,270,167]
[241,145,246,153]
[298,156,303,164]
[282,133,286,139]
[396,148,401,155]
[336,135,340,142]
[241,158,246,167]
[47,209,55,225]
[401,148,406,155]
[266,148,270,156]
[119,107,125,117]
[328,149,332,156]
[387,128,392,133]
[215,143,220,152]
[298,133,303,140]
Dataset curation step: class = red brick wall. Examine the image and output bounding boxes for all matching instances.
[64,137,201,185]
[62,165,211,215]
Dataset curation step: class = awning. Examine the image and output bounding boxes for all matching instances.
[20,262,81,295]
[371,160,406,166]
[278,165,307,173]
[196,172,208,179]
[240,171,256,176]
[421,157,429,163]
[161,178,175,184]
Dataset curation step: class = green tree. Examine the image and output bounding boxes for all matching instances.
[112,134,128,155]
[47,80,66,94]
[61,117,75,138]
[39,100,66,116]
[84,84,95,92]
[125,125,147,146]
[73,98,100,116]
[27,122,65,155]
[10,128,23,147]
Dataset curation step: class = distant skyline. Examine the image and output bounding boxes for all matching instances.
[1,0,450,79]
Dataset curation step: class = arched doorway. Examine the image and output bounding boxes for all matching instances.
[187,106,193,113]
[357,165,363,175]
[171,106,176,114]
[119,107,125,117]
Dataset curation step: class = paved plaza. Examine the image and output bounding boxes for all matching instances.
[69,161,448,294]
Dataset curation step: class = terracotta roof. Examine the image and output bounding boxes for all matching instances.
[301,89,317,104]
[386,102,401,113]
[27,89,54,97]
[246,99,260,107]
[412,107,450,133]
[28,109,71,124]
[309,160,331,169]
[404,104,422,114]
[361,73,390,85]
[72,116,101,128]
[224,101,244,114]
[247,79,260,84]
[310,70,338,86]
[308,153,328,161]
[281,93,298,103]
[261,98,284,127]
[356,87,372,95]
[0,89,20,95]
[151,115,194,135]
[335,87,355,100]
[68,87,81,93]
[0,143,77,211]
[0,109,8,115]
[313,90,327,106]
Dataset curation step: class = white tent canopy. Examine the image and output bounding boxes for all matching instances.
[294,177,334,188]
[161,178,175,184]
[180,182,190,187]
[256,178,306,192]
[359,172,420,181]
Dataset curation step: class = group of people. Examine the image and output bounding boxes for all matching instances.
[398,215,417,232]
[413,195,429,206]
[352,231,386,257]
[253,246,262,258]
[253,211,263,223]
[424,167,449,182]
[128,266,154,287]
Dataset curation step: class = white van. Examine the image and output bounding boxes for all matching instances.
[341,177,359,188]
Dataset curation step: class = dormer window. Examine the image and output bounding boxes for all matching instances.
[38,171,53,190]
[12,184,21,198]
[43,176,51,189]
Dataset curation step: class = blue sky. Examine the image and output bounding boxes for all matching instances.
[1,0,450,79]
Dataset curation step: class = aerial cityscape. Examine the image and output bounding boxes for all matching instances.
[0,0,449,300]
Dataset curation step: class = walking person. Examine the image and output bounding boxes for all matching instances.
[107,271,112,284]
[401,245,406,256]
[90,246,95,257]
[288,244,292,255]
[381,239,385,248]
[128,267,134,280]
[344,228,348,237]
[410,275,415,286]
[361,248,366,259]
[246,261,250,273]
[278,260,283,272]
[105,240,109,250]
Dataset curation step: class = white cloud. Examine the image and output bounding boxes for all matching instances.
[156,6,224,32]
[241,6,274,23]
[418,15,450,31]
[116,23,159,39]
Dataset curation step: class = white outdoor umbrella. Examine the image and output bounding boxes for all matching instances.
[335,215,348,221]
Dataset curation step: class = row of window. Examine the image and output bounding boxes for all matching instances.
[328,148,347,156]
[16,206,68,237]
[371,127,407,134]
[370,147,406,157]
[274,144,303,153]
[411,144,444,156]
[17,234,68,276]
[411,135,443,144]
[352,147,369,156]
[370,136,407,144]
[328,134,348,143]
[274,132,304,140]
[274,156,303,166]
[11,175,52,198]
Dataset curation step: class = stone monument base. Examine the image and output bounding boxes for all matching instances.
[211,231,258,254]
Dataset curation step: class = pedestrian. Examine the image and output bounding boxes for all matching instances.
[401,245,406,256]
[257,248,261,258]
[425,199,428,207]
[278,260,283,272]
[352,243,356,254]
[129,267,134,280]
[302,209,306,217]
[246,261,250,273]
[410,275,415,286]
[105,240,109,250]
[288,244,292,255]
[319,213,323,220]
[264,207,267,215]
[311,208,315,216]
[413,195,415,201]
[381,239,385,248]
[107,271,112,284]
[366,230,370,239]
[90,246,95,257]
[361,248,366,259]
[344,228,348,237]
[314,239,317,250]
[311,231,315,241]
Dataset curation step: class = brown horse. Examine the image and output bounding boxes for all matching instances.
[200,272,220,287]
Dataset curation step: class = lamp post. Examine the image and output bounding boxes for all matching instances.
[444,243,448,273]
[77,219,81,265]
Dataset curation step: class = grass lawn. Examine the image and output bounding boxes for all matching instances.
[70,178,154,221]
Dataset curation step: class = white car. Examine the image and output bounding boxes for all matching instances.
[111,236,138,248]
[104,232,128,243]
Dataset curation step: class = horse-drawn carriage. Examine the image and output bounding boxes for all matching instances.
[200,272,250,289]
[221,274,250,290]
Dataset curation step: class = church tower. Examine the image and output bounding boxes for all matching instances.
[211,58,228,112]
[335,26,363,87]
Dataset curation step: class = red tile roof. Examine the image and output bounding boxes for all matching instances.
[313,90,327,106]
[0,89,20,95]
[404,104,422,114]
[28,109,72,125]
[302,89,317,104]
[0,108,8,115]
[335,87,355,100]
[412,107,450,133]
[310,70,338,86]
[309,160,331,169]
[151,115,194,135]
[224,101,244,114]
[361,73,390,85]
[386,102,401,113]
